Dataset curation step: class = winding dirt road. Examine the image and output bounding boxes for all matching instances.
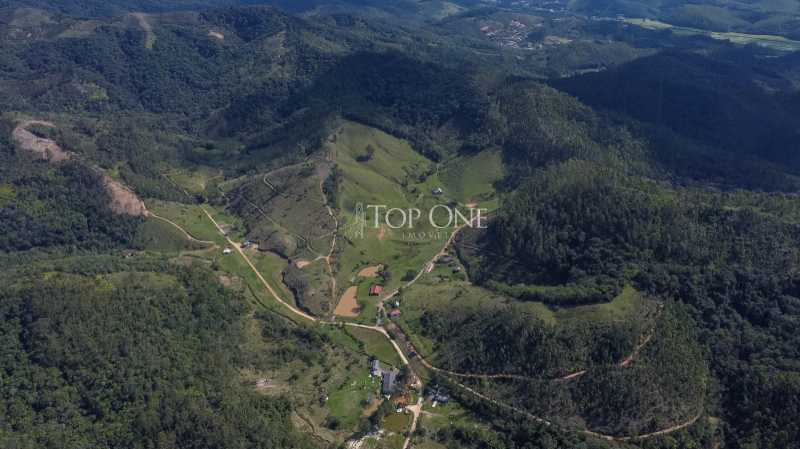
[449,378,702,442]
[201,203,421,449]
[199,170,698,446]
[202,207,319,323]
[149,214,217,247]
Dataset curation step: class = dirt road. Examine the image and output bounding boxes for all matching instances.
[202,205,420,448]
[402,399,423,449]
[200,187,693,445]
[130,13,155,48]
[202,207,319,323]
[149,214,216,247]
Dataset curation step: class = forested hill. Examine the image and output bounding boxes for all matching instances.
[0,6,336,116]
[0,0,424,17]
[551,51,800,172]
[0,264,317,449]
[457,128,800,448]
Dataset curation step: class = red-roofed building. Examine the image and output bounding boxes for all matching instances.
[369,285,383,296]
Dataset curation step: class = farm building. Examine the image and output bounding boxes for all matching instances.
[369,284,383,296]
[371,359,381,377]
[389,309,402,318]
[433,393,450,404]
[382,369,398,395]
[437,254,454,264]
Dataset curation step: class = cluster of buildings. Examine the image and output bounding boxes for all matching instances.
[370,359,399,396]
[480,19,537,49]
[436,252,462,274]
[427,385,450,407]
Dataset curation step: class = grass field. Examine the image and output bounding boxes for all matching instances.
[152,200,306,320]
[346,326,403,367]
[382,411,412,433]
[352,280,382,324]
[420,400,475,430]
[102,271,178,291]
[413,400,486,449]
[245,318,375,444]
[327,370,381,431]
[625,17,800,51]
[134,218,208,253]
[362,433,405,449]
[143,200,293,314]
[439,148,504,210]
[553,285,648,322]
[331,122,457,302]
[146,200,228,244]
[164,166,221,196]
[396,279,509,357]
[249,248,296,305]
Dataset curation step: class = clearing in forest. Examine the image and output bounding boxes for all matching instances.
[12,120,70,162]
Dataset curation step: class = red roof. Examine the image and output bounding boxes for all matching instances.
[369,285,383,296]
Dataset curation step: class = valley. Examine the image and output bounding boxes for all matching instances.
[1,2,799,449]
[117,119,707,448]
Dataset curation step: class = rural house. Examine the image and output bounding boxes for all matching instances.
[382,369,398,395]
[371,359,381,377]
[369,284,383,296]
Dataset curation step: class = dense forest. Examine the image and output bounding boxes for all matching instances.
[0,265,315,449]
[447,303,706,437]
[458,155,800,448]
[551,50,800,173]
[0,127,141,251]
[420,300,641,376]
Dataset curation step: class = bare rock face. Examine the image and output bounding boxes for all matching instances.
[102,175,148,217]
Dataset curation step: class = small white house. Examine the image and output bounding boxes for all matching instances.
[223,248,232,255]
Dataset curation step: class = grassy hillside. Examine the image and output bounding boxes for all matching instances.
[328,122,447,321]
[439,148,504,210]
